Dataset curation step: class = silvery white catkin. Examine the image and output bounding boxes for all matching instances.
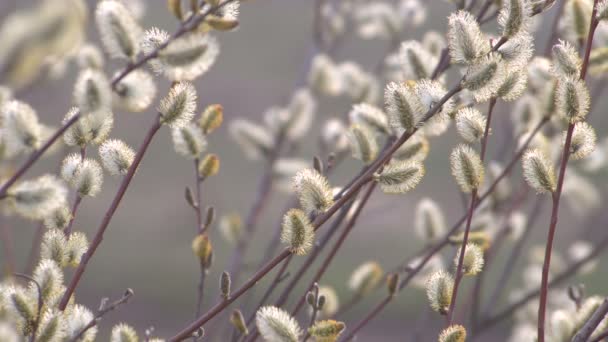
[95,0,142,60]
[348,261,383,297]
[426,270,454,314]
[495,68,528,102]
[353,3,402,40]
[497,32,534,69]
[63,108,114,147]
[293,168,334,215]
[348,103,390,134]
[171,123,208,159]
[447,10,490,65]
[453,243,484,276]
[455,107,487,143]
[384,81,422,133]
[308,320,346,341]
[63,305,97,341]
[498,0,532,38]
[373,160,425,194]
[555,77,590,123]
[392,133,429,162]
[8,175,67,220]
[113,70,157,113]
[462,54,507,103]
[551,40,582,77]
[522,148,557,194]
[0,100,42,155]
[229,119,274,160]
[566,121,596,160]
[73,69,112,116]
[415,80,453,137]
[98,139,136,176]
[450,144,485,193]
[414,198,447,243]
[283,89,316,141]
[308,54,343,96]
[347,123,379,165]
[399,40,437,80]
[158,82,197,128]
[439,325,467,342]
[110,323,138,342]
[281,209,315,256]
[256,306,302,342]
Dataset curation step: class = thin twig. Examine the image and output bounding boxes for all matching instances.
[303,284,320,342]
[572,299,608,342]
[339,296,392,341]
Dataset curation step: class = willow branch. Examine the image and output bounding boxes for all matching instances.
[572,299,608,342]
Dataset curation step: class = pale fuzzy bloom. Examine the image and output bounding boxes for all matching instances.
[73,69,112,116]
[392,132,429,162]
[439,324,466,342]
[482,161,512,205]
[256,306,302,342]
[111,323,138,342]
[96,0,142,60]
[552,40,582,77]
[562,168,600,216]
[6,285,37,332]
[198,104,223,135]
[408,254,444,288]
[61,155,104,197]
[308,320,345,341]
[1,100,42,155]
[384,81,422,133]
[462,54,508,103]
[159,82,197,128]
[284,89,316,141]
[598,0,608,20]
[65,232,88,267]
[425,270,454,314]
[293,168,334,215]
[113,69,157,113]
[348,103,389,134]
[41,229,67,266]
[575,296,604,331]
[568,240,597,275]
[229,119,274,160]
[450,144,484,193]
[511,95,543,135]
[98,139,136,175]
[77,44,105,70]
[447,10,490,65]
[455,107,487,143]
[551,309,575,342]
[337,62,380,103]
[528,57,555,92]
[373,160,424,194]
[171,124,207,159]
[64,304,97,342]
[43,205,72,230]
[415,80,453,136]
[354,3,402,40]
[423,31,446,56]
[143,30,219,81]
[559,0,593,44]
[496,68,528,102]
[8,175,67,220]
[281,209,315,256]
[348,261,383,297]
[454,243,484,276]
[522,149,557,193]
[555,77,590,123]
[347,124,378,164]
[399,0,427,26]
[63,108,114,147]
[321,118,349,152]
[566,121,596,160]
[399,41,437,80]
[218,213,242,245]
[308,54,343,96]
[507,211,527,241]
[315,286,339,318]
[497,32,534,69]
[0,322,19,342]
[589,46,608,75]
[498,0,532,38]
[273,158,310,192]
[32,259,64,301]
[383,52,405,83]
[36,309,66,342]
[199,2,240,32]
[414,198,446,243]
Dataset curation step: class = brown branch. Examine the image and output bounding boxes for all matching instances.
[339,296,392,341]
[58,115,162,310]
[572,299,608,342]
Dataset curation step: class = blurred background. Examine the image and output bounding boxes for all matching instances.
[1,0,608,340]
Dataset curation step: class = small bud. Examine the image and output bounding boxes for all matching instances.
[110,323,138,342]
[167,0,183,20]
[555,77,590,123]
[281,209,315,256]
[317,295,326,310]
[308,320,346,342]
[220,271,231,300]
[73,69,112,116]
[191,234,213,267]
[449,231,491,251]
[373,160,425,194]
[387,273,400,296]
[384,81,422,133]
[566,121,596,160]
[198,104,223,134]
[313,156,324,174]
[256,306,302,342]
[450,144,485,193]
[204,15,239,31]
[199,154,220,179]
[171,123,208,159]
[204,206,215,228]
[8,175,67,220]
[229,119,274,160]
[414,198,447,243]
[159,82,197,128]
[43,205,72,231]
[99,139,136,176]
[439,324,467,342]
[347,124,378,165]
[454,243,484,276]
[349,103,390,134]
[455,108,487,143]
[306,291,316,307]
[552,40,582,77]
[348,261,384,297]
[498,0,531,38]
[425,270,454,314]
[218,213,243,245]
[65,232,89,268]
[293,168,334,215]
[522,149,557,194]
[113,70,157,113]
[96,0,142,60]
[185,187,196,208]
[230,310,249,336]
[447,10,490,65]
